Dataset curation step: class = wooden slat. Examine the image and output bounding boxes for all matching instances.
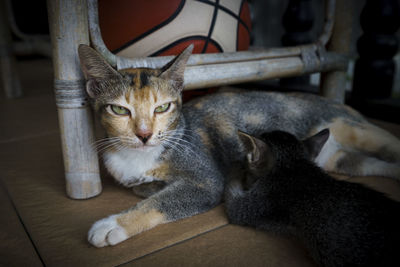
[0,182,43,267]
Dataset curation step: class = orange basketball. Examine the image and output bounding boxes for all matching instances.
[98,0,252,57]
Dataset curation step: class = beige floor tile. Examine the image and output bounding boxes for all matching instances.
[126,225,316,267]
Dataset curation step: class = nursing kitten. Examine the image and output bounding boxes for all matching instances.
[78,44,400,247]
[225,129,400,267]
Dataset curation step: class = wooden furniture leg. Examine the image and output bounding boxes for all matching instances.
[320,0,354,102]
[280,0,315,88]
[352,0,400,101]
[0,0,22,98]
[47,0,101,199]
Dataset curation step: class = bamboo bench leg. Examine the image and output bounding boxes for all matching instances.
[0,0,22,98]
[320,0,354,103]
[47,0,102,199]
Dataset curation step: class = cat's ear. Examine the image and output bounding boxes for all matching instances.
[78,44,121,98]
[303,129,330,160]
[238,131,270,164]
[159,44,193,91]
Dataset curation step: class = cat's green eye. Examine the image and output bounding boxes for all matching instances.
[154,103,171,114]
[110,105,130,115]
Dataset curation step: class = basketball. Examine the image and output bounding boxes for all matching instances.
[98,0,252,57]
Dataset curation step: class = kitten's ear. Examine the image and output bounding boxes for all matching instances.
[303,129,330,160]
[238,131,269,164]
[78,44,121,97]
[159,44,193,91]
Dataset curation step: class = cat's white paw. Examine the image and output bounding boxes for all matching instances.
[88,215,128,247]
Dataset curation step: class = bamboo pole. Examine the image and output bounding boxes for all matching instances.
[47,0,101,199]
[116,46,307,69]
[317,0,336,47]
[183,52,347,90]
[320,0,354,102]
[0,0,22,98]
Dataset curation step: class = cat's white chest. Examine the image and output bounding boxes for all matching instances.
[103,146,164,187]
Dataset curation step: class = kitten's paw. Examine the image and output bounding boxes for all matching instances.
[88,215,128,247]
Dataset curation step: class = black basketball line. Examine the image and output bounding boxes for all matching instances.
[112,0,186,54]
[194,0,251,34]
[150,35,223,57]
[202,0,219,53]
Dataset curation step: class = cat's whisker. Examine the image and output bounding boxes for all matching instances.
[97,140,121,154]
[92,139,119,147]
[167,144,190,159]
[164,128,195,133]
[163,129,197,139]
[175,134,197,142]
[165,135,198,149]
[165,129,198,142]
[116,137,137,144]
[93,136,121,142]
[166,128,196,135]
[163,129,197,143]
[92,137,121,145]
[93,142,115,150]
[121,140,142,149]
[109,142,129,153]
[161,139,186,154]
[96,142,126,159]
[93,140,119,151]
[163,137,198,158]
[164,138,208,169]
[97,145,114,154]
[114,143,128,154]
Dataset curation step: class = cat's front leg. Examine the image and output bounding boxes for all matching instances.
[224,182,251,226]
[88,201,166,247]
[88,214,130,247]
[131,181,167,198]
[88,180,222,247]
[225,178,272,227]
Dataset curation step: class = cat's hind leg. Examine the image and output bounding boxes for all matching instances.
[318,147,400,178]
[314,133,400,178]
[330,118,400,163]
[314,118,400,179]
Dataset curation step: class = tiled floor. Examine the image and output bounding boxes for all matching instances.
[0,58,399,267]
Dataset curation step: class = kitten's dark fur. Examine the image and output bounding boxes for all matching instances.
[225,129,400,267]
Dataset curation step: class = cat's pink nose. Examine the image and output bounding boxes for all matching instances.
[136,131,153,144]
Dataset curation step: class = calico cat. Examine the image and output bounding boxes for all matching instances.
[225,129,400,267]
[78,44,400,247]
